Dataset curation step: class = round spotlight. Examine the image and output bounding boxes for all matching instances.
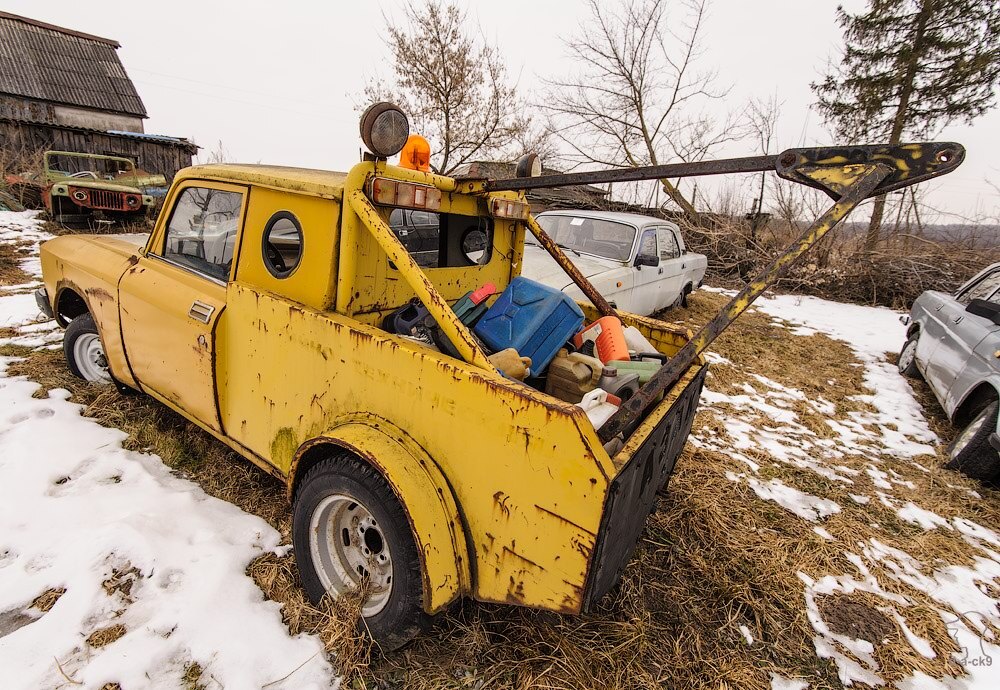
[515,153,542,178]
[72,190,88,201]
[360,102,410,159]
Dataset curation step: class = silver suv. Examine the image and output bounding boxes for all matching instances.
[899,263,1000,481]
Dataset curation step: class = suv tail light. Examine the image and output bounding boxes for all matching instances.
[369,178,442,211]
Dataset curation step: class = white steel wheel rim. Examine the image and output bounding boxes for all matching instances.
[899,339,916,372]
[309,493,393,616]
[952,409,988,460]
[73,333,111,383]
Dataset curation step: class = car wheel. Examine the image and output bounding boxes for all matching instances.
[897,333,920,378]
[944,401,1000,482]
[64,313,112,383]
[292,452,427,650]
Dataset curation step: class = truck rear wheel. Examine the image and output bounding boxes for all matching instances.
[292,452,427,650]
[945,401,1000,482]
[64,314,112,383]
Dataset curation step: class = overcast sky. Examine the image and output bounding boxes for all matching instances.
[9,0,999,221]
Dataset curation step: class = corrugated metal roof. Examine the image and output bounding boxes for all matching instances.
[0,12,147,118]
[1,116,199,153]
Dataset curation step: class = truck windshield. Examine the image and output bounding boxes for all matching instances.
[534,215,636,262]
[46,154,136,181]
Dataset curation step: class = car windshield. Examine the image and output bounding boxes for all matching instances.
[533,215,636,262]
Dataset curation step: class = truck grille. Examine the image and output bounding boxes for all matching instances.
[582,364,707,610]
[88,189,127,210]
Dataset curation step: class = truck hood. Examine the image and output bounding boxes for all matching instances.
[86,233,149,253]
[521,243,623,291]
[56,179,144,194]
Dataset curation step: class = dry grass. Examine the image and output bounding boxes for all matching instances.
[6,289,1000,688]
[86,623,126,648]
[0,239,34,286]
[30,587,65,613]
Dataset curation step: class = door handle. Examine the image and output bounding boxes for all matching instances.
[953,316,963,325]
[189,300,215,324]
[658,267,664,274]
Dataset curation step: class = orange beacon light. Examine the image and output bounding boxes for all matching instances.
[399,134,431,172]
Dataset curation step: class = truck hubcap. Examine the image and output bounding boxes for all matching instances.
[73,333,111,383]
[952,409,988,460]
[309,494,393,616]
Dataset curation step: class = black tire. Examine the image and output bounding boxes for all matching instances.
[63,313,111,383]
[292,452,427,650]
[898,333,921,378]
[945,401,1000,482]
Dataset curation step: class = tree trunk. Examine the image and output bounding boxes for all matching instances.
[660,178,702,224]
[864,0,933,252]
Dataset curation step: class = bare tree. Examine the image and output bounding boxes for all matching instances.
[542,0,742,223]
[364,1,537,175]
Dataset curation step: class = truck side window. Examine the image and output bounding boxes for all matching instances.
[262,211,303,278]
[162,187,243,282]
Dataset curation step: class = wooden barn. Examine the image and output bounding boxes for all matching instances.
[0,11,197,180]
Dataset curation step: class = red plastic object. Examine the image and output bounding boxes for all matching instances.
[470,282,497,305]
[573,316,630,363]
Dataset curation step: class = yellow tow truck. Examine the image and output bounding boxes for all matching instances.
[35,103,963,648]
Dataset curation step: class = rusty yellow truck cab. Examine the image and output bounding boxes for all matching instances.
[35,107,967,648]
[38,155,707,647]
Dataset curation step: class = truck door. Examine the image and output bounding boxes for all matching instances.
[119,181,246,431]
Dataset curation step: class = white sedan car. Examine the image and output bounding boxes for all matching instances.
[522,210,708,316]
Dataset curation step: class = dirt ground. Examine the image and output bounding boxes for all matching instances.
[6,284,998,689]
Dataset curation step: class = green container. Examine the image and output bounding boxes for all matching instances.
[612,359,662,384]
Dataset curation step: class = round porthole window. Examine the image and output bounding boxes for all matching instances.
[461,227,490,265]
[262,211,303,278]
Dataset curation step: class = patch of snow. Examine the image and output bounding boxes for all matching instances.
[728,472,841,522]
[770,673,809,690]
[813,527,835,541]
[739,624,754,645]
[849,494,871,505]
[887,609,936,659]
[0,212,336,688]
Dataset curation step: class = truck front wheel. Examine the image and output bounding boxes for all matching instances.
[64,314,112,383]
[292,452,427,650]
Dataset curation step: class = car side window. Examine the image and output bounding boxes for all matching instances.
[162,187,243,282]
[957,269,1000,305]
[637,229,658,261]
[656,227,680,260]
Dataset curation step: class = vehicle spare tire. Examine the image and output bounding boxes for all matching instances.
[944,401,1000,482]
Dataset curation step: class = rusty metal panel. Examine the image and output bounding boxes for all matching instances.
[220,282,619,613]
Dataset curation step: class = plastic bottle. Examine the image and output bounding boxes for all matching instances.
[576,388,620,429]
[545,348,604,402]
[597,367,641,401]
[623,325,657,355]
[573,316,630,363]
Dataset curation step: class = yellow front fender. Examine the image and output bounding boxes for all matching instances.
[291,416,471,613]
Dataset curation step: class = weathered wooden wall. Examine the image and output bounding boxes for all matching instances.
[0,118,196,180]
